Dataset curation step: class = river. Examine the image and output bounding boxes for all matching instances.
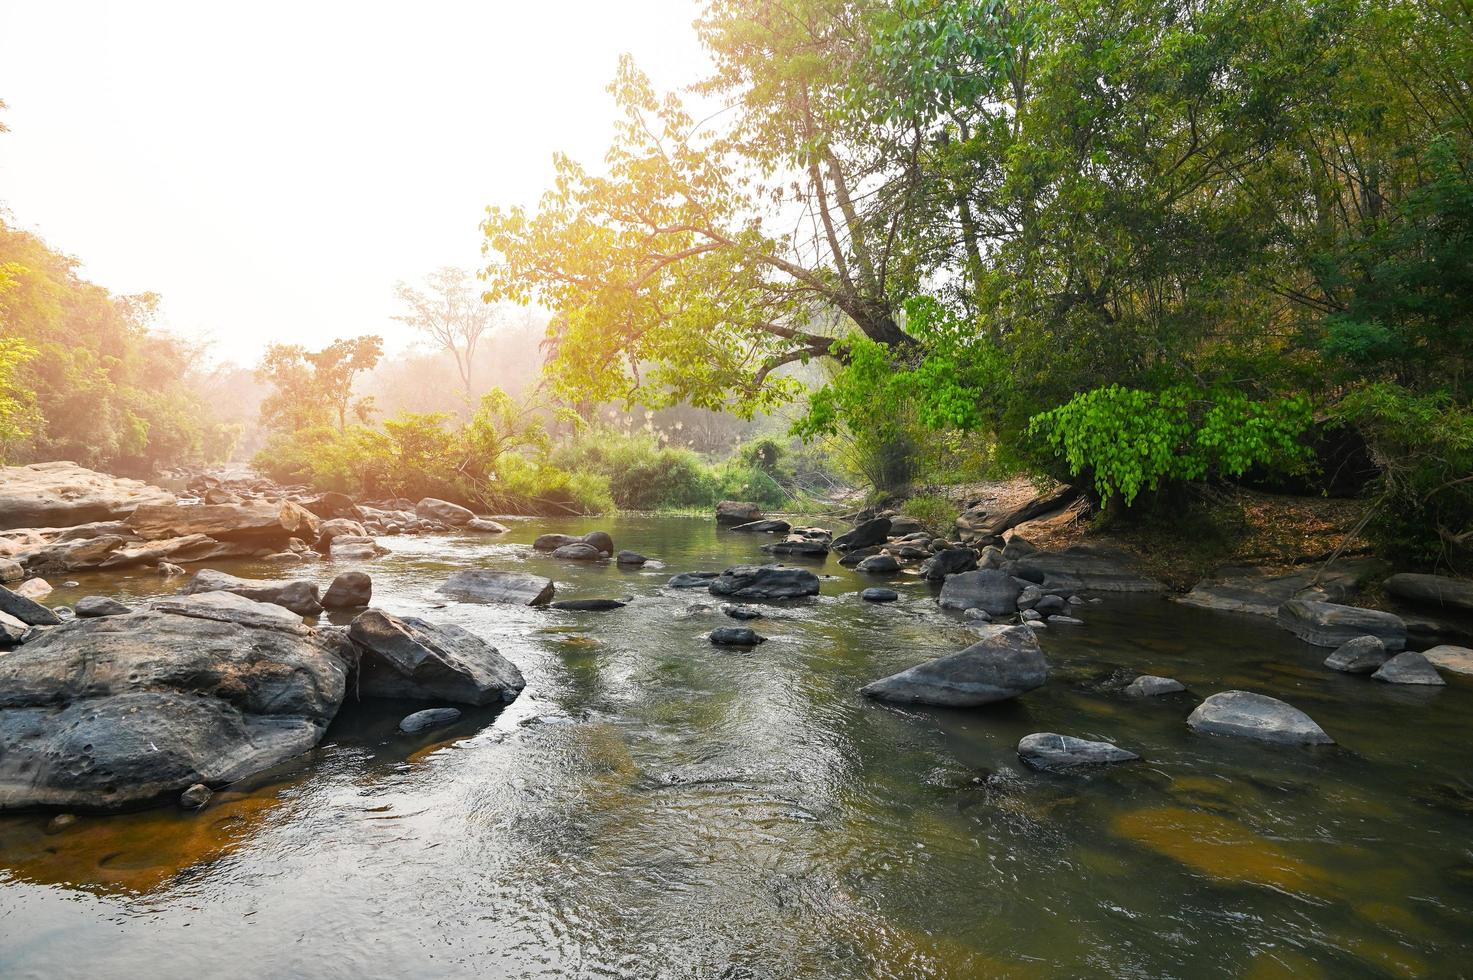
[1,515,1470,977]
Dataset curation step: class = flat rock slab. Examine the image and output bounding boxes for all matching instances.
[152,591,308,632]
[1422,645,1473,676]
[1124,675,1185,697]
[74,596,131,618]
[709,565,821,600]
[1277,599,1406,650]
[1372,651,1445,686]
[1010,547,1165,593]
[1175,560,1380,617]
[1018,733,1139,771]
[1385,573,1473,614]
[1187,691,1333,744]
[861,625,1048,707]
[0,609,348,810]
[0,461,176,531]
[438,569,554,606]
[668,571,720,589]
[348,610,525,705]
[551,542,604,561]
[938,569,1021,616]
[182,568,323,616]
[728,519,791,535]
[127,500,320,546]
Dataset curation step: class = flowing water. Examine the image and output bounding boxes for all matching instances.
[1,516,1471,978]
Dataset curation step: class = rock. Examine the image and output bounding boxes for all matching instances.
[179,783,213,809]
[263,551,306,565]
[857,554,901,574]
[438,569,555,606]
[938,569,1021,616]
[414,497,475,526]
[615,550,649,566]
[963,608,991,621]
[887,515,928,537]
[1422,645,1473,676]
[0,608,349,810]
[708,565,821,600]
[1187,691,1333,744]
[1021,608,1042,622]
[0,461,176,530]
[323,571,372,609]
[956,485,1080,541]
[533,533,582,551]
[833,517,893,553]
[859,625,1048,707]
[300,491,364,522]
[1034,594,1067,615]
[1011,546,1165,593]
[861,587,899,603]
[1124,675,1185,697]
[399,707,462,734]
[466,518,509,533]
[0,584,61,626]
[93,534,256,570]
[729,519,791,535]
[550,598,627,611]
[921,548,979,581]
[44,813,76,833]
[14,578,52,600]
[0,609,30,647]
[152,591,307,631]
[1277,599,1406,650]
[1385,573,1473,614]
[329,535,383,560]
[1016,585,1043,610]
[838,546,881,567]
[551,542,604,561]
[1049,615,1085,625]
[126,499,320,549]
[668,571,720,589]
[158,561,185,577]
[1017,733,1139,771]
[182,569,323,616]
[710,626,766,646]
[715,500,761,525]
[761,528,831,556]
[74,595,131,618]
[348,610,525,705]
[721,604,762,620]
[581,530,614,554]
[1176,560,1382,617]
[316,518,368,546]
[0,557,23,583]
[1323,635,1389,673]
[1372,651,1446,686]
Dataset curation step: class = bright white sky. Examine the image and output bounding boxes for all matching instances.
[0,0,709,365]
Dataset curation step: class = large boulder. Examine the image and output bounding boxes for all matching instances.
[860,625,1048,707]
[181,568,324,616]
[1384,573,1473,614]
[437,569,555,606]
[415,497,475,526]
[708,565,821,600]
[127,500,321,549]
[1323,636,1390,674]
[715,501,762,525]
[832,517,892,554]
[956,485,1080,541]
[300,491,365,523]
[1010,546,1165,593]
[1277,599,1406,650]
[938,569,1021,616]
[1187,691,1333,744]
[581,530,614,554]
[532,533,582,551]
[921,548,979,581]
[0,606,348,810]
[347,610,525,705]
[152,591,309,630]
[551,542,604,561]
[323,571,372,609]
[0,461,176,531]
[1017,733,1138,771]
[729,519,791,535]
[1372,651,1445,686]
[0,584,61,626]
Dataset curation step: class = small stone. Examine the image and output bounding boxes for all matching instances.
[1124,675,1185,697]
[74,595,131,618]
[616,550,649,565]
[14,578,52,600]
[1025,619,1049,629]
[323,571,373,609]
[399,707,463,733]
[860,588,899,603]
[1420,644,1473,676]
[466,518,509,533]
[710,626,766,646]
[158,561,186,577]
[1021,609,1042,622]
[1018,733,1139,771]
[1068,595,1084,605]
[179,784,213,809]
[1034,595,1067,615]
[721,604,762,620]
[0,558,21,584]
[1324,635,1389,674]
[963,608,991,621]
[1372,651,1446,686]
[45,813,77,834]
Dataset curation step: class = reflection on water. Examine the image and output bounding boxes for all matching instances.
[1,515,1471,978]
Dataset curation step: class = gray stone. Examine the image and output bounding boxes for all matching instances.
[552,542,604,561]
[1422,645,1473,676]
[1021,608,1042,622]
[1187,691,1333,744]
[348,609,525,705]
[1049,615,1085,625]
[437,569,554,606]
[721,604,762,619]
[833,517,892,553]
[1277,599,1406,650]
[0,609,29,647]
[182,568,323,616]
[0,584,61,626]
[615,550,649,565]
[729,519,791,535]
[551,598,627,611]
[860,588,899,603]
[1011,547,1165,593]
[0,558,21,583]
[921,548,978,581]
[710,626,766,646]
[939,569,1021,615]
[963,608,991,621]
[399,707,463,734]
[857,554,901,574]
[1176,560,1380,616]
[179,783,213,809]
[466,518,509,533]
[581,530,614,554]
[1384,573,1473,614]
[323,571,372,609]
[1372,651,1445,686]
[1017,733,1139,771]
[1323,635,1389,673]
[709,565,820,600]
[533,533,581,551]
[1124,675,1185,697]
[1034,594,1067,615]
[860,625,1048,707]
[414,497,475,526]
[669,571,720,589]
[1016,585,1043,610]
[152,591,307,631]
[74,595,131,618]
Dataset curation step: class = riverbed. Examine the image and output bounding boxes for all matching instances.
[1,515,1470,977]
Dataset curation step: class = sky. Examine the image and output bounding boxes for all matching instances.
[0,0,710,365]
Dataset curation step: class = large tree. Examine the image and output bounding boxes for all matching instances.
[392,267,501,410]
[256,336,384,433]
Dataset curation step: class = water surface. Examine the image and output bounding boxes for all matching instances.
[2,516,1470,978]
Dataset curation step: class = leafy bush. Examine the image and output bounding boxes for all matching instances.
[552,430,790,509]
[900,493,956,534]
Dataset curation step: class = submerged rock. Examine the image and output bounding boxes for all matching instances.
[615,550,649,565]
[860,587,899,603]
[1277,599,1406,650]
[938,569,1021,616]
[1187,691,1334,745]
[1010,546,1165,593]
[182,568,323,616]
[74,595,131,618]
[437,569,554,606]
[1422,644,1473,676]
[551,598,627,611]
[708,565,821,600]
[1124,675,1186,697]
[1323,635,1389,673]
[668,571,720,589]
[1018,733,1139,771]
[399,707,463,734]
[710,626,767,646]
[721,604,763,620]
[323,571,373,609]
[860,625,1048,707]
[348,609,525,705]
[1372,651,1446,686]
[414,498,475,526]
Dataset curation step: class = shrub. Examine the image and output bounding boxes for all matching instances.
[900,493,957,534]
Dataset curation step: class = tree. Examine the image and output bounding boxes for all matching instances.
[256,336,383,433]
[392,267,501,411]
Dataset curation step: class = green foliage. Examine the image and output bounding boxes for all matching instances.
[1029,386,1314,506]
[551,430,791,510]
[257,336,384,433]
[0,335,38,461]
[899,493,956,534]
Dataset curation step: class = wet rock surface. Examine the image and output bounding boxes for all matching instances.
[708,565,821,600]
[347,610,525,705]
[1372,651,1446,686]
[1323,635,1390,673]
[182,568,323,616]
[1187,691,1334,744]
[0,461,176,530]
[437,569,555,606]
[860,625,1048,707]
[1277,599,1407,650]
[1018,733,1139,771]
